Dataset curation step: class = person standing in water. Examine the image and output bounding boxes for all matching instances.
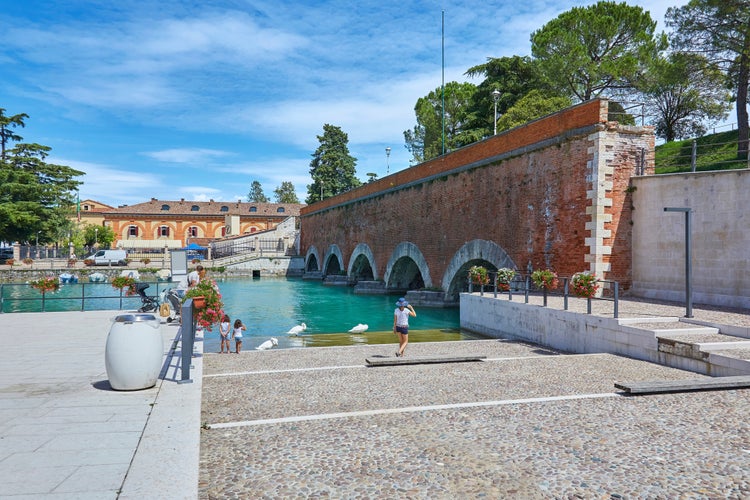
[393,297,416,357]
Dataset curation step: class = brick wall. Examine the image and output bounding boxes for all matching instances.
[301,99,653,290]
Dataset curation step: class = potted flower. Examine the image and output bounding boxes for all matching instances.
[29,276,59,294]
[183,279,224,331]
[468,265,489,285]
[571,272,599,298]
[531,269,559,290]
[496,267,516,291]
[111,275,137,296]
[23,258,33,265]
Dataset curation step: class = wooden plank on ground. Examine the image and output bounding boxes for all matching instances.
[366,355,487,367]
[615,375,750,395]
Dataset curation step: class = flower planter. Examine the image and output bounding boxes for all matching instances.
[192,296,206,309]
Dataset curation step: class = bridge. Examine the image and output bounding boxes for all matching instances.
[300,99,654,303]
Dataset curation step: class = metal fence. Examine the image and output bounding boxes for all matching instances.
[468,272,621,318]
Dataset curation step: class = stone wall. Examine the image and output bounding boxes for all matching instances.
[631,169,750,309]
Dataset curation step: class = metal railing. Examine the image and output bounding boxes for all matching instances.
[468,272,620,319]
[0,281,173,314]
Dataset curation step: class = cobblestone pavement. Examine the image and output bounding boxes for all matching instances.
[198,338,750,498]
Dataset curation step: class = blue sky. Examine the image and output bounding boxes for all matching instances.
[1,0,686,207]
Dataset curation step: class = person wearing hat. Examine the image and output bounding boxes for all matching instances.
[393,297,416,357]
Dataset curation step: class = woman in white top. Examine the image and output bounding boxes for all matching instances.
[393,297,416,357]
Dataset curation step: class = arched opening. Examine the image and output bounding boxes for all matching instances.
[349,253,374,281]
[446,259,497,301]
[323,254,342,275]
[306,254,319,272]
[387,256,424,292]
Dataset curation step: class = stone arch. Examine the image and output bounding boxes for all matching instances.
[348,243,377,281]
[383,242,432,291]
[305,246,321,272]
[442,239,517,300]
[322,244,344,276]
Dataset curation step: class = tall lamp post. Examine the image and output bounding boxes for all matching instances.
[385,147,391,175]
[664,207,693,318]
[492,89,501,135]
[36,230,41,258]
[94,228,98,247]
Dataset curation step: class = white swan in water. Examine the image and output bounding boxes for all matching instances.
[256,338,278,351]
[287,323,307,336]
[348,323,368,334]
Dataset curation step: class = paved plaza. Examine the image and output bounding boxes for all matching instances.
[0,297,748,498]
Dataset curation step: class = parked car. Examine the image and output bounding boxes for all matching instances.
[85,249,128,265]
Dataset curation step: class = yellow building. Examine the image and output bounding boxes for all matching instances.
[101,198,303,250]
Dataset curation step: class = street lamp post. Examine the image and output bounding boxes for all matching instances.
[664,207,693,318]
[385,147,391,175]
[36,231,41,258]
[94,228,98,247]
[492,89,501,135]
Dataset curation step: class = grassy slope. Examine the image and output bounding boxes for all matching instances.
[655,130,749,174]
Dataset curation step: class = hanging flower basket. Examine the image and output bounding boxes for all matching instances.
[468,265,489,285]
[29,276,59,294]
[531,269,559,290]
[497,267,516,291]
[111,276,137,296]
[183,279,224,331]
[571,272,599,298]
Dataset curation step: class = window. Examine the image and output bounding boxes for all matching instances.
[160,226,170,237]
[191,205,199,211]
[276,207,285,213]
[189,226,198,237]
[220,205,229,212]
[249,206,257,212]
[128,225,139,237]
[161,204,170,210]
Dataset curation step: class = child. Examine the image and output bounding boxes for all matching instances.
[232,318,246,354]
[219,315,231,354]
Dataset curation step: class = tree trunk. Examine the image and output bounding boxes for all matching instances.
[737,38,750,161]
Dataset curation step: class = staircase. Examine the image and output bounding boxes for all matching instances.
[621,317,750,376]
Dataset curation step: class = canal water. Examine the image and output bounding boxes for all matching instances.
[1,277,485,351]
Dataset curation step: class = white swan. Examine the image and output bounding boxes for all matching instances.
[287,323,307,336]
[348,323,369,334]
[256,338,278,351]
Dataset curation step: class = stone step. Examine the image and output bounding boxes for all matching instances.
[365,355,487,367]
[615,375,750,394]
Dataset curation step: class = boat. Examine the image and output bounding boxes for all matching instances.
[59,272,79,284]
[89,272,107,283]
[156,269,172,281]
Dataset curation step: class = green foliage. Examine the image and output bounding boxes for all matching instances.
[183,279,224,331]
[531,1,666,102]
[306,124,360,204]
[82,224,114,248]
[403,81,477,164]
[639,52,731,142]
[571,272,599,298]
[111,276,137,296]
[531,269,559,290]
[274,181,300,203]
[666,0,750,158]
[247,180,269,202]
[496,90,572,132]
[468,265,489,285]
[0,110,83,244]
[655,130,748,174]
[29,276,59,293]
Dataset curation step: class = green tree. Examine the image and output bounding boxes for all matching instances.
[495,90,572,133]
[82,224,115,248]
[306,124,360,204]
[667,0,750,158]
[247,180,269,202]
[0,141,83,244]
[531,1,666,102]
[274,181,300,203]
[639,52,731,142]
[403,81,476,164]
[0,108,29,161]
[464,56,552,140]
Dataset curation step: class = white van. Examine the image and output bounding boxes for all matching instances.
[86,249,128,266]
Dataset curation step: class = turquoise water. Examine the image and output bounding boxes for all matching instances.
[1,277,479,350]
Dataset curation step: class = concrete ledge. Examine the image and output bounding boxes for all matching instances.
[615,375,750,395]
[366,355,487,367]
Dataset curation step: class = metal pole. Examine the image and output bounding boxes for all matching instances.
[664,207,693,318]
[691,140,697,172]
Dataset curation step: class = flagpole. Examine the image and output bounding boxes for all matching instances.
[441,9,445,155]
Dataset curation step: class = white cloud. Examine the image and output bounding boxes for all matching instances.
[144,148,234,164]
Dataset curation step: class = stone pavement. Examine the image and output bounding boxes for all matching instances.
[0,310,203,499]
[1,296,748,498]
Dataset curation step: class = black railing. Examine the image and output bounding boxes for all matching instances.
[468,272,620,319]
[0,281,172,314]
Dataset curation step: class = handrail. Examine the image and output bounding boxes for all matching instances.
[468,272,620,319]
[0,281,172,314]
[178,298,196,384]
